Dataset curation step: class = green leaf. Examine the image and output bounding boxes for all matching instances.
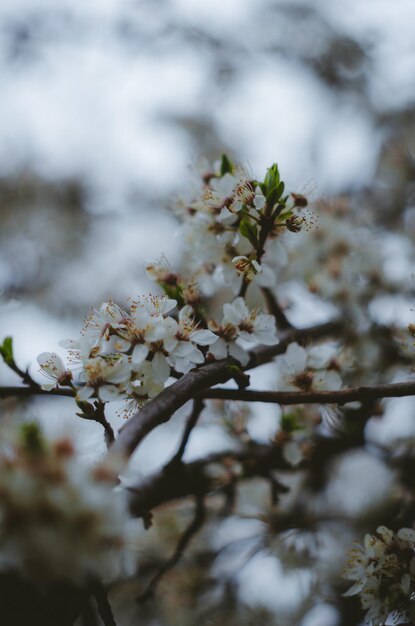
[277,209,294,222]
[263,163,280,192]
[0,336,15,366]
[267,181,285,212]
[239,218,258,247]
[220,154,234,176]
[275,181,285,199]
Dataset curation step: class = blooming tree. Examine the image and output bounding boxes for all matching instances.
[1,155,415,626]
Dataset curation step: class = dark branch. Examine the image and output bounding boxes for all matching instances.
[261,287,293,330]
[127,444,292,518]
[198,380,415,405]
[172,399,205,462]
[137,496,206,602]
[0,386,74,398]
[88,576,117,626]
[90,402,115,448]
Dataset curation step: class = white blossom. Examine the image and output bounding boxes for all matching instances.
[37,352,72,391]
[208,297,278,366]
[77,355,131,402]
[275,342,342,392]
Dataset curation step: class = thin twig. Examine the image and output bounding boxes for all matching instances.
[238,279,249,298]
[88,576,117,626]
[0,386,74,398]
[91,402,115,448]
[198,380,415,405]
[172,399,205,463]
[137,497,206,602]
[261,287,293,330]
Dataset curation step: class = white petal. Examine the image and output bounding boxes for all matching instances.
[105,357,131,384]
[173,358,193,374]
[343,581,364,597]
[254,188,266,210]
[256,264,277,287]
[99,385,124,402]
[132,344,149,367]
[218,207,234,221]
[174,342,195,357]
[152,352,171,383]
[41,382,57,391]
[37,352,66,376]
[76,386,94,401]
[232,297,249,318]
[253,331,279,346]
[190,329,218,346]
[308,345,336,369]
[179,305,194,321]
[58,338,75,349]
[209,339,228,360]
[285,343,307,373]
[229,342,249,366]
[397,528,415,544]
[318,370,342,391]
[105,336,130,353]
[223,303,242,325]
[190,347,205,364]
[160,298,177,314]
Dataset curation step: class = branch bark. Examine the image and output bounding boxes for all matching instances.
[0,386,73,398]
[199,380,415,405]
[127,444,292,518]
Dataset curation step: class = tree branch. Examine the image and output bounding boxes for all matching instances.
[88,576,117,626]
[0,386,74,399]
[89,402,115,448]
[127,444,292,518]
[171,399,205,463]
[137,496,206,602]
[198,380,415,405]
[261,287,293,330]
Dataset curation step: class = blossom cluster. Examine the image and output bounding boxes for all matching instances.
[175,156,308,295]
[37,296,278,408]
[344,525,415,625]
[286,199,384,319]
[0,423,127,584]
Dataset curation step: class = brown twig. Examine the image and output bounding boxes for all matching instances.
[261,287,293,330]
[198,380,415,405]
[137,496,206,602]
[88,576,117,626]
[90,402,115,448]
[171,399,205,463]
[0,386,74,398]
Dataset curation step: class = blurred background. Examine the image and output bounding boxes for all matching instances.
[1,1,415,624]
